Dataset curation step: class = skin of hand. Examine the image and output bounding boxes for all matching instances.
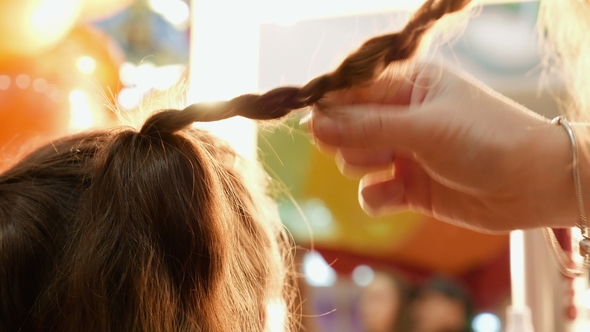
[309,63,583,232]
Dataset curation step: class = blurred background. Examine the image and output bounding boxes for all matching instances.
[0,0,577,331]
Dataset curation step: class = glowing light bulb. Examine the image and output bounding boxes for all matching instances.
[472,313,501,332]
[77,56,97,74]
[303,251,337,287]
[352,265,375,287]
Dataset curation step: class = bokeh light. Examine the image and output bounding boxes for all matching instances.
[352,265,375,287]
[303,251,337,287]
[472,313,501,332]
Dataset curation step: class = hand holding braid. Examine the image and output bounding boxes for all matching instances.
[310,42,587,232]
[170,0,471,127]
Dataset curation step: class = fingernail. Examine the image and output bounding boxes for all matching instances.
[358,189,384,218]
[298,110,313,127]
[311,114,337,133]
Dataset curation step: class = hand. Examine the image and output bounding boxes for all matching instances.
[310,63,577,232]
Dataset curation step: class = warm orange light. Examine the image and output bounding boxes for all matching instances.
[0,0,82,55]
[69,90,95,130]
[76,56,97,74]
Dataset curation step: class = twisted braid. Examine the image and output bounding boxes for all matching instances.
[140,0,471,136]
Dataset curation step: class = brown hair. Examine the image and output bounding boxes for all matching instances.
[0,111,294,331]
[0,0,469,331]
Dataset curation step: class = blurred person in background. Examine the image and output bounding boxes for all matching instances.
[410,277,473,332]
[359,269,414,332]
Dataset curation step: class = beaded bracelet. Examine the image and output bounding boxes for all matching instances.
[542,116,590,278]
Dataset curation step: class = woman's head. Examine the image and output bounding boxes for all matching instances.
[0,109,294,331]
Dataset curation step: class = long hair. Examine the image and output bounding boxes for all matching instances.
[538,0,590,121]
[0,110,294,331]
[0,0,471,330]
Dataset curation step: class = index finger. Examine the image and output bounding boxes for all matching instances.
[310,103,427,152]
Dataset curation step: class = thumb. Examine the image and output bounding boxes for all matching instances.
[311,104,430,153]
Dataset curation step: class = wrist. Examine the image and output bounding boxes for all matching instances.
[530,119,579,228]
[570,123,590,228]
[533,121,590,229]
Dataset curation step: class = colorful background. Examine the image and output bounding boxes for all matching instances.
[0,1,559,330]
